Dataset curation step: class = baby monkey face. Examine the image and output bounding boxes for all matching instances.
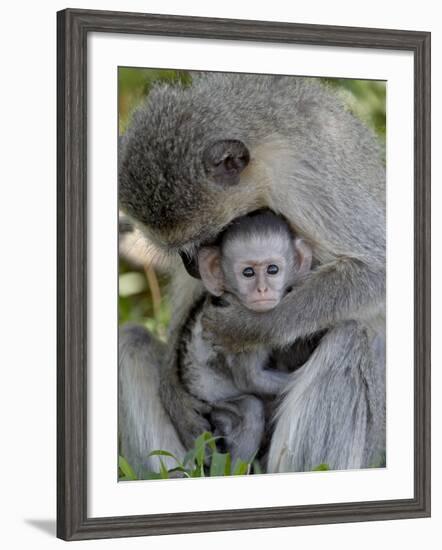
[197,212,311,312]
[226,240,290,312]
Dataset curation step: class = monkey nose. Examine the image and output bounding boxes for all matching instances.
[257,287,268,294]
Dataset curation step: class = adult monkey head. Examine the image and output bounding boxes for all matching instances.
[119,74,384,276]
[119,78,270,269]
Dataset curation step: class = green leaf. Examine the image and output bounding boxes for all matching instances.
[252,459,263,475]
[159,458,170,479]
[312,463,330,471]
[147,449,180,461]
[209,452,231,477]
[193,432,220,468]
[118,456,137,480]
[144,471,163,480]
[182,449,196,467]
[194,444,205,469]
[232,459,250,476]
[205,436,218,453]
[185,448,201,469]
[190,467,203,478]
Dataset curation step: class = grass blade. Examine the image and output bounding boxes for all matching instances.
[210,452,230,477]
[118,456,137,481]
[312,463,330,471]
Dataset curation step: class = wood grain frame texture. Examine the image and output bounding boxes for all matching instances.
[57,8,431,541]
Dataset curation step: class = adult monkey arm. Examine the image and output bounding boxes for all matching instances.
[203,256,385,351]
[202,133,385,350]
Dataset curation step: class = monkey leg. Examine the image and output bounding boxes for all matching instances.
[267,321,386,473]
[119,324,186,479]
[211,395,265,465]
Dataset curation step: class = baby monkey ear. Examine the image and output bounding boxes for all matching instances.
[198,246,224,296]
[203,140,250,186]
[294,237,313,276]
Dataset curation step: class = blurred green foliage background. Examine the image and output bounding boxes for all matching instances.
[118,68,386,336]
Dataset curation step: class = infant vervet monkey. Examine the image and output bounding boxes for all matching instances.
[177,210,312,463]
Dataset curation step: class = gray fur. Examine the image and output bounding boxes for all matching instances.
[118,325,186,477]
[211,396,265,464]
[174,213,306,462]
[177,298,288,463]
[118,72,386,474]
[267,321,385,472]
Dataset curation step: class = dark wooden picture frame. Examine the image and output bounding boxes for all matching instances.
[57,8,431,541]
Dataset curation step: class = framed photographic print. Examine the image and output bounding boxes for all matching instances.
[57,8,431,541]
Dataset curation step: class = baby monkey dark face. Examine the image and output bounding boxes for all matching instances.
[198,214,312,313]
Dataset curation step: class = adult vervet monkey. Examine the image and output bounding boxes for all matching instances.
[118,73,386,477]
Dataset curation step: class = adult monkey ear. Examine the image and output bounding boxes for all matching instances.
[203,140,250,185]
[294,237,313,276]
[198,246,224,296]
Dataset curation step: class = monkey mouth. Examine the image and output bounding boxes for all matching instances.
[247,299,278,312]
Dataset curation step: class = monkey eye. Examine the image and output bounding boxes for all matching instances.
[242,267,255,278]
[267,264,279,275]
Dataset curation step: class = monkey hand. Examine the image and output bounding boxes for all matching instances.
[202,287,314,350]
